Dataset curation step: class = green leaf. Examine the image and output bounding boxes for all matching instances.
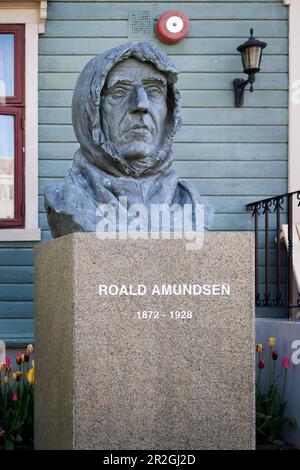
[259,415,274,431]
[257,412,268,419]
[5,439,14,450]
[289,418,297,431]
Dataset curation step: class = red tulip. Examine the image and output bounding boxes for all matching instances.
[272,351,278,361]
[258,359,265,369]
[282,357,291,369]
[16,353,22,365]
[12,392,17,402]
[24,352,30,363]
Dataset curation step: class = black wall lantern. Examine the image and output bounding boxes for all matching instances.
[233,29,267,107]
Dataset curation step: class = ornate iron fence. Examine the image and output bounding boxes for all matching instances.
[247,190,300,319]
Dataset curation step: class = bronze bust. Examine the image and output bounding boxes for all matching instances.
[44,42,213,238]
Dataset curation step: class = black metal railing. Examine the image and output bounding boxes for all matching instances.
[247,190,300,319]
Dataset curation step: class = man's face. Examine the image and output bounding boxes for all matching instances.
[100,58,168,162]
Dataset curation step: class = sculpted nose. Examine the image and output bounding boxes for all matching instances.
[129,86,149,114]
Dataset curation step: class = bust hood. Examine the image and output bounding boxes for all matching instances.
[72,41,182,178]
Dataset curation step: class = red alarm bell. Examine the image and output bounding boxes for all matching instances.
[156,10,190,44]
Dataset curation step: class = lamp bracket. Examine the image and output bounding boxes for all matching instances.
[233,79,249,107]
[233,73,256,107]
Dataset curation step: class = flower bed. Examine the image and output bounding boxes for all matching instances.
[0,346,34,450]
[255,337,297,446]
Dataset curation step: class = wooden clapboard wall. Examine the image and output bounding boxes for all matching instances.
[0,0,288,345]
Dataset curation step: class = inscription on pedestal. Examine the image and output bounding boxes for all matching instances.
[35,232,255,450]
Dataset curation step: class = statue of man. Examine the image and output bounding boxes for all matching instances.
[44,42,213,238]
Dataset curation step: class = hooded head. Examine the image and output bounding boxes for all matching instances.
[72,42,182,178]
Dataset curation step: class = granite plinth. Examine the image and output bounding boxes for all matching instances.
[34,232,255,449]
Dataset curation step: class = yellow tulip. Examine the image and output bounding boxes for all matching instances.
[4,376,9,384]
[21,354,25,362]
[256,343,264,353]
[12,373,17,381]
[26,344,33,354]
[268,337,276,347]
[27,367,34,385]
[16,371,22,382]
[0,363,3,371]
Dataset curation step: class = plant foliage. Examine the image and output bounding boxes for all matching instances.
[0,348,34,450]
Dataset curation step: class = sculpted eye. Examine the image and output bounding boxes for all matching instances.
[110,89,127,99]
[146,87,163,97]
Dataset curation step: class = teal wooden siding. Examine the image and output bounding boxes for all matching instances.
[0,0,288,345]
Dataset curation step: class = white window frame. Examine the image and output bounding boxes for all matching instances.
[0,1,47,241]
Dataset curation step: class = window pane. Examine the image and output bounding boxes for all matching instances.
[0,34,14,98]
[0,115,14,219]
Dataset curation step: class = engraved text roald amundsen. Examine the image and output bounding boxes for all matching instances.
[98,284,230,296]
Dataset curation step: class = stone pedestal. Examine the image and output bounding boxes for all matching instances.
[34,232,255,449]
